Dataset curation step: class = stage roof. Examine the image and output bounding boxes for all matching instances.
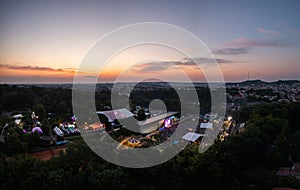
[97,108,134,122]
[138,112,178,126]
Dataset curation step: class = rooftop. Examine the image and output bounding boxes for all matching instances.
[97,108,134,122]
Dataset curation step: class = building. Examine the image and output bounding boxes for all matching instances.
[97,108,178,134]
[276,162,300,179]
[96,108,135,123]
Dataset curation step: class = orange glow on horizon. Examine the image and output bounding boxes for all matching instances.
[1,59,296,83]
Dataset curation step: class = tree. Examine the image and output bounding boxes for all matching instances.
[4,127,28,154]
[0,115,9,126]
[137,109,146,121]
[55,101,69,119]
[277,176,300,188]
[26,132,40,150]
[33,104,46,120]
[41,118,51,136]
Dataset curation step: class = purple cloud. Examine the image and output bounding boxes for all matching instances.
[286,28,300,35]
[257,27,279,35]
[184,58,234,64]
[131,61,175,73]
[229,37,289,48]
[0,64,76,73]
[212,48,249,55]
[131,58,235,73]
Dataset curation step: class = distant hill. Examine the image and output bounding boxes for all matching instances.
[226,79,300,86]
[240,79,267,86]
[270,80,300,85]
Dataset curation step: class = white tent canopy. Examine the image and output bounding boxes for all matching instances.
[239,122,245,128]
[182,132,205,142]
[11,114,23,118]
[200,122,213,129]
[97,108,134,122]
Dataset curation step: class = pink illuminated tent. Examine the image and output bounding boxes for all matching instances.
[32,127,43,134]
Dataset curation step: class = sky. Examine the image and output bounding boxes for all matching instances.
[0,0,300,83]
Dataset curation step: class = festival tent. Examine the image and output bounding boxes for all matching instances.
[97,108,134,122]
[182,132,205,142]
[32,126,43,134]
[200,122,213,129]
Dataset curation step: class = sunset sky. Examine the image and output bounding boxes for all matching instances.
[0,0,300,83]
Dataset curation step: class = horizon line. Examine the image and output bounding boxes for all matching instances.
[1,78,300,85]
